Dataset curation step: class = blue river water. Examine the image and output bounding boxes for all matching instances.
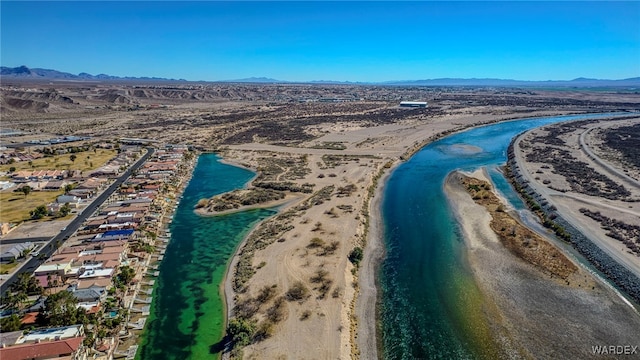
[379,113,628,359]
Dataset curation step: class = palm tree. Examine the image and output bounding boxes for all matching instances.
[14,291,28,310]
[64,184,74,194]
[11,273,43,296]
[2,291,28,311]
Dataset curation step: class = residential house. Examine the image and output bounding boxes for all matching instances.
[34,259,74,278]
[68,285,106,303]
[57,195,81,205]
[1,243,35,263]
[0,336,86,360]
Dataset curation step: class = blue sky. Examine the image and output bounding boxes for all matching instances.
[1,1,639,81]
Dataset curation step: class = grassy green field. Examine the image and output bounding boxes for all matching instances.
[0,149,117,223]
[0,190,64,223]
[0,149,117,173]
[0,262,19,274]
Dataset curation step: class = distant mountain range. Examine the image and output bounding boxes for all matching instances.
[0,65,186,82]
[382,77,640,87]
[2,65,639,87]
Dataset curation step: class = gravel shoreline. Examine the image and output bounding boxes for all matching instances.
[506,136,640,304]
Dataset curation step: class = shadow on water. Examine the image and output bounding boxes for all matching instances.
[209,334,230,355]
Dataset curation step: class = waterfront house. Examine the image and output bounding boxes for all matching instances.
[68,284,107,303]
[91,229,136,243]
[34,260,73,278]
[0,336,86,360]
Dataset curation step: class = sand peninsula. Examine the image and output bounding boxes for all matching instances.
[444,169,640,358]
[210,110,601,359]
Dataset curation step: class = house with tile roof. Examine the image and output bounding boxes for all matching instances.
[0,336,86,360]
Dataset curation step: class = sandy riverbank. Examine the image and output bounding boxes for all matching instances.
[217,110,591,358]
[505,117,640,306]
[445,170,640,359]
[354,162,396,360]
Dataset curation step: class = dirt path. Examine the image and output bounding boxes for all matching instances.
[513,123,640,280]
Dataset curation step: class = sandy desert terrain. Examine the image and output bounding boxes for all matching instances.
[3,80,640,358]
[512,118,640,282]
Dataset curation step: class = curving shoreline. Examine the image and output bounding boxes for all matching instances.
[355,163,395,360]
[214,111,634,358]
[444,169,640,358]
[506,130,640,304]
[356,112,640,359]
[353,112,588,359]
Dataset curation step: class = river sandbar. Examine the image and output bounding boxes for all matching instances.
[445,170,640,359]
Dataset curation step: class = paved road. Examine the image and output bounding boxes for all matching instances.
[0,147,154,295]
[579,125,640,189]
[0,237,50,245]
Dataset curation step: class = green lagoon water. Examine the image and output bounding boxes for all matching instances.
[379,113,628,359]
[137,154,274,359]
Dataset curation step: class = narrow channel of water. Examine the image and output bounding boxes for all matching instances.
[137,154,275,360]
[379,113,628,359]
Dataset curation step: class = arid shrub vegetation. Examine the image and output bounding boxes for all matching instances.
[286,281,309,302]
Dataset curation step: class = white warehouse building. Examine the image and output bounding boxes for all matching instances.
[400,101,428,108]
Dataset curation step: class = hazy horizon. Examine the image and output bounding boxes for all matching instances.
[2,1,639,82]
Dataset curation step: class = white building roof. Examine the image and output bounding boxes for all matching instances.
[16,325,83,344]
[79,268,114,279]
[35,262,70,273]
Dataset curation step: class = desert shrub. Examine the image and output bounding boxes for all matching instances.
[300,310,312,321]
[320,241,340,256]
[317,279,333,299]
[227,318,256,348]
[234,297,259,319]
[254,320,275,341]
[348,247,363,266]
[266,297,286,323]
[307,237,326,249]
[311,269,329,283]
[336,184,357,197]
[255,285,277,304]
[286,281,309,302]
[332,287,342,298]
[324,207,338,217]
